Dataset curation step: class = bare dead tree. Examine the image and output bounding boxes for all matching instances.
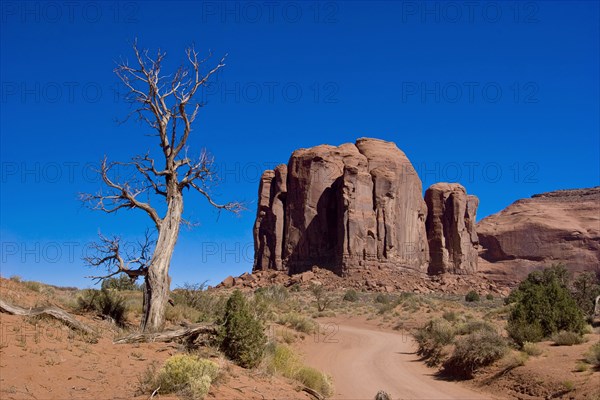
[81,41,242,331]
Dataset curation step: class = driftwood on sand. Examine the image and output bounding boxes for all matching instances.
[0,298,96,336]
[113,323,217,344]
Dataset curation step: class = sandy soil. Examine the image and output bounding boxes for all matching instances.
[299,317,497,399]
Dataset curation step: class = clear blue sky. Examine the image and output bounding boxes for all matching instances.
[1,1,598,288]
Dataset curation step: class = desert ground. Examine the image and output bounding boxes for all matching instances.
[1,274,599,400]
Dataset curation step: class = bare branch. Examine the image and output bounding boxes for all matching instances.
[84,232,154,283]
[80,157,162,227]
[188,180,244,214]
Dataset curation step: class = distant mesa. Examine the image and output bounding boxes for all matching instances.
[216,138,598,291]
[252,138,478,277]
[477,186,600,283]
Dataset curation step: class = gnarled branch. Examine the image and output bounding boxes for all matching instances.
[84,231,153,283]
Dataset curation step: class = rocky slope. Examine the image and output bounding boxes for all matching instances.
[477,187,600,282]
[253,138,479,276]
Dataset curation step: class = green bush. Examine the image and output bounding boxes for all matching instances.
[143,354,219,399]
[486,294,494,301]
[465,291,480,302]
[506,265,585,346]
[295,366,334,396]
[455,320,496,335]
[169,283,227,322]
[101,275,141,291]
[551,331,585,346]
[374,293,390,304]
[251,285,293,321]
[522,342,543,356]
[571,272,600,317]
[443,329,508,378]
[171,283,227,323]
[585,342,600,367]
[23,281,42,292]
[277,312,317,334]
[255,285,289,303]
[343,289,359,302]
[76,288,127,326]
[289,283,301,292]
[218,290,267,368]
[262,343,333,396]
[414,319,456,366]
[442,311,459,322]
[309,283,333,312]
[507,320,545,346]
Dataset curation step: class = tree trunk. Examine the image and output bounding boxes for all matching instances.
[141,192,183,331]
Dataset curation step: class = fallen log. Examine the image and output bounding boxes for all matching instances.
[302,386,325,400]
[114,324,217,344]
[0,298,96,336]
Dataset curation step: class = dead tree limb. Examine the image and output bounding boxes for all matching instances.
[113,323,216,344]
[302,386,325,400]
[0,299,96,336]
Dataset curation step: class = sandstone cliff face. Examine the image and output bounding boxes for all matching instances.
[253,138,430,275]
[424,183,479,275]
[477,187,600,281]
[253,166,288,271]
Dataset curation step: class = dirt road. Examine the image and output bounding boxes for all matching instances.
[300,319,492,399]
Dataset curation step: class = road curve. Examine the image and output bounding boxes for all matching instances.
[299,320,492,400]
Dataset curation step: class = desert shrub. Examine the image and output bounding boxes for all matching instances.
[507,320,545,346]
[374,293,390,304]
[101,275,141,291]
[22,280,42,292]
[142,354,219,399]
[442,311,459,322]
[171,283,227,322]
[343,289,359,302]
[465,291,480,302]
[571,272,600,317]
[252,285,293,321]
[502,351,529,369]
[309,283,333,312]
[218,290,266,368]
[262,343,333,396]
[506,265,585,346]
[76,288,127,326]
[289,283,301,292]
[575,362,588,372]
[295,366,334,396]
[552,331,585,346]
[414,318,456,366]
[486,294,494,300]
[402,296,421,313]
[165,303,201,324]
[443,329,508,378]
[584,342,600,367]
[455,320,495,335]
[277,312,317,334]
[377,300,401,315]
[255,285,289,303]
[522,342,543,356]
